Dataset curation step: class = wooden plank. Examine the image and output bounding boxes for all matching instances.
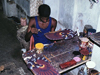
[59,58,91,74]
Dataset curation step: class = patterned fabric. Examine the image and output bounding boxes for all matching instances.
[30,0,43,16]
[22,50,60,75]
[44,29,77,40]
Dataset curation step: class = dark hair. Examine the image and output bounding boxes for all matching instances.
[38,4,51,17]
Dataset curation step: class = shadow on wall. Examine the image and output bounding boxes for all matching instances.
[64,13,73,29]
[73,13,84,32]
[55,21,66,31]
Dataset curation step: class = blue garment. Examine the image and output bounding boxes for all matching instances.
[33,16,52,45]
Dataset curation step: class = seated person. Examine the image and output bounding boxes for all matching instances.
[25,4,57,49]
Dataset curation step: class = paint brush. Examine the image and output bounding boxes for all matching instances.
[38,29,41,32]
[43,55,51,62]
[31,25,42,32]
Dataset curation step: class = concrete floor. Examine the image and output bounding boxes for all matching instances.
[0,4,33,75]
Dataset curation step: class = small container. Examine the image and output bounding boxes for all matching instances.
[79,37,89,48]
[86,61,96,69]
[83,25,93,36]
[89,69,99,75]
[35,43,44,54]
[73,57,81,62]
[79,32,85,37]
[87,29,96,36]
[82,55,87,60]
[20,17,27,26]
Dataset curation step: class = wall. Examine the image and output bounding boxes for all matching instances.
[43,0,75,29]
[91,9,100,72]
[2,0,7,16]
[43,0,65,31]
[43,0,59,21]
[72,0,100,32]
[58,0,74,29]
[30,0,43,17]
[14,0,30,16]
[43,0,74,30]
[91,44,100,72]
[7,2,17,17]
[44,0,100,32]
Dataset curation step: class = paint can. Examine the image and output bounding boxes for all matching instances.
[79,37,89,48]
[87,29,96,36]
[35,43,44,54]
[83,25,93,36]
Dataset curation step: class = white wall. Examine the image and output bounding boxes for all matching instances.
[72,0,100,32]
[43,0,59,21]
[43,0,74,30]
[43,0,65,31]
[91,44,100,72]
[96,15,100,32]
[44,0,100,32]
[58,0,75,29]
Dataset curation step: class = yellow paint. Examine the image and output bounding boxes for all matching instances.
[32,65,35,67]
[82,56,86,60]
[59,32,62,35]
[35,43,44,50]
[39,64,45,68]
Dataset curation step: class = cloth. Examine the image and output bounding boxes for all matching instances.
[22,50,60,75]
[33,16,52,45]
[44,29,77,40]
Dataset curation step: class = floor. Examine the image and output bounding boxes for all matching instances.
[0,3,33,75]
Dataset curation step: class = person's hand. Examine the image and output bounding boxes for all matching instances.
[30,27,38,34]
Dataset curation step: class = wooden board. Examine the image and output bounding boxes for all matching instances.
[44,29,77,40]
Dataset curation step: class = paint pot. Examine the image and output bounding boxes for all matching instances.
[83,25,93,36]
[89,69,99,75]
[79,37,89,48]
[86,61,96,75]
[80,48,89,60]
[73,57,81,62]
[35,43,44,54]
[86,61,96,68]
[80,48,89,56]
[73,51,81,57]
[79,32,85,37]
[87,29,96,36]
